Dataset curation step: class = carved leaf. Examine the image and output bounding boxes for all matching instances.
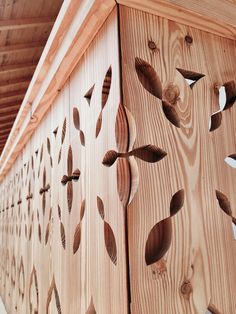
[60,222,66,249]
[170,189,184,216]
[102,150,119,167]
[135,57,162,99]
[67,182,73,213]
[131,145,167,162]
[95,112,102,138]
[97,196,105,220]
[80,200,86,220]
[45,223,50,245]
[162,101,181,128]
[209,111,222,132]
[73,107,80,130]
[73,223,81,254]
[216,190,232,216]
[145,218,172,265]
[61,118,66,144]
[102,66,112,109]
[67,146,73,175]
[86,297,96,314]
[104,222,117,265]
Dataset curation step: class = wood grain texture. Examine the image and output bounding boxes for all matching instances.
[117,0,236,40]
[119,5,236,314]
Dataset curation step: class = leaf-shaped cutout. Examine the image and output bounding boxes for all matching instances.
[176,68,205,88]
[97,196,105,220]
[102,66,112,109]
[131,145,167,162]
[162,101,181,128]
[73,107,80,130]
[72,168,81,181]
[170,189,184,216]
[40,144,43,163]
[47,138,51,155]
[61,118,66,144]
[38,224,41,242]
[67,145,73,175]
[223,81,236,110]
[61,175,68,185]
[102,150,119,167]
[79,130,85,146]
[57,205,61,220]
[29,225,32,240]
[58,147,62,164]
[115,103,129,153]
[45,222,50,245]
[80,200,85,220]
[135,57,162,99]
[67,181,73,213]
[209,111,222,132]
[207,304,221,314]
[84,84,95,105]
[117,158,131,207]
[215,190,232,216]
[145,217,172,265]
[60,222,66,249]
[225,154,236,168]
[46,276,62,314]
[86,297,97,314]
[29,266,39,313]
[104,221,117,265]
[95,111,102,138]
[73,223,81,254]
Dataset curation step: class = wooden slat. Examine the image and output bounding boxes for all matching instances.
[0,17,55,31]
[0,100,22,110]
[0,76,31,88]
[0,62,37,74]
[0,41,46,55]
[117,0,236,39]
[0,89,26,104]
[0,0,116,179]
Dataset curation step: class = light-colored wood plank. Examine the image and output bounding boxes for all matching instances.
[119,5,236,313]
[0,41,45,55]
[0,17,55,31]
[117,0,236,40]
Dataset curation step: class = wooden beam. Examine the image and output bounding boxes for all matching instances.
[117,0,236,39]
[0,17,55,31]
[0,0,116,180]
[0,76,32,89]
[0,41,46,55]
[0,62,37,74]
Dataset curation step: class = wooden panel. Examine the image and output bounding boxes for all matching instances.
[119,5,236,314]
[0,7,129,314]
[117,0,236,40]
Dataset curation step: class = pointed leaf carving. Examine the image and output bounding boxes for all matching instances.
[67,146,73,175]
[67,181,73,213]
[97,196,105,220]
[61,118,66,144]
[80,200,86,220]
[131,145,167,162]
[104,221,117,265]
[86,297,97,314]
[170,189,184,216]
[135,57,162,99]
[209,111,222,132]
[162,101,181,128]
[145,218,172,265]
[73,223,81,254]
[73,107,80,130]
[216,190,232,216]
[102,150,119,167]
[95,112,102,138]
[102,66,112,109]
[60,222,66,249]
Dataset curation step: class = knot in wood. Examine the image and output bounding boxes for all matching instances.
[180,280,193,297]
[163,83,180,105]
[185,35,193,44]
[148,40,158,51]
[17,200,22,205]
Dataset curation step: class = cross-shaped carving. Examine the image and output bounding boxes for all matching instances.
[26,180,33,217]
[39,167,50,215]
[61,145,80,213]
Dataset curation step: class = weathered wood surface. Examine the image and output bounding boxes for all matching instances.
[119,5,236,314]
[0,8,129,314]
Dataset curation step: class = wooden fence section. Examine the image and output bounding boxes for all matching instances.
[0,8,129,314]
[0,1,236,314]
[119,5,236,314]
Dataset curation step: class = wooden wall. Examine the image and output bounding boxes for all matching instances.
[0,3,236,314]
[0,8,129,314]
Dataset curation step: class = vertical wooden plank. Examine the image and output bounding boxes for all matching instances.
[119,5,236,314]
[68,7,129,314]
